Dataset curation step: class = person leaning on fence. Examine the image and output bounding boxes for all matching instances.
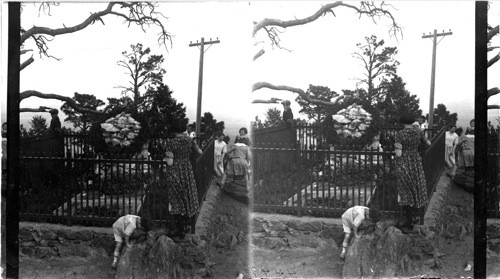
[163,119,203,238]
[394,114,431,230]
[111,214,150,268]
[49,109,62,136]
[282,100,294,128]
[339,206,380,259]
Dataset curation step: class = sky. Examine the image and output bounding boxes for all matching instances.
[250,1,476,129]
[0,1,487,136]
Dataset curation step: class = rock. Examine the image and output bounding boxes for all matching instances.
[19,229,34,242]
[466,222,474,235]
[459,225,467,241]
[426,231,436,241]
[342,226,412,278]
[320,226,344,240]
[230,234,238,249]
[116,232,187,279]
[237,231,244,243]
[287,220,323,232]
[251,237,266,247]
[253,217,265,222]
[487,224,500,239]
[268,220,287,231]
[252,221,266,233]
[263,237,288,250]
[445,223,462,239]
[423,259,435,268]
[21,241,36,247]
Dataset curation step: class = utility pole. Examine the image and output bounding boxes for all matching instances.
[189,37,220,139]
[422,29,452,128]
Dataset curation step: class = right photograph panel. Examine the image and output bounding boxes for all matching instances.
[249,1,474,278]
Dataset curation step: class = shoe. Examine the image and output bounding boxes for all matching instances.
[111,261,117,269]
[339,252,345,259]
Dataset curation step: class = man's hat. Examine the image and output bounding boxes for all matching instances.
[49,109,58,114]
[282,100,291,106]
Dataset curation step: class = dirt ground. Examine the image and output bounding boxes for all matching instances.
[419,180,474,278]
[206,190,250,279]
[20,254,116,279]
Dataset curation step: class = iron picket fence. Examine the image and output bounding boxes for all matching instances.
[20,133,215,231]
[253,125,446,219]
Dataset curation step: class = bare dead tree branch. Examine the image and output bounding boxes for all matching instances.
[253,1,401,50]
[253,49,266,61]
[488,52,500,68]
[21,2,172,60]
[252,82,344,106]
[488,87,500,99]
[20,57,35,71]
[488,105,500,110]
[252,98,283,104]
[489,25,499,42]
[20,90,105,115]
[20,106,54,113]
[488,46,499,52]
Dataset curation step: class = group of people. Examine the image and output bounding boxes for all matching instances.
[213,127,252,187]
[110,124,253,268]
[445,119,475,177]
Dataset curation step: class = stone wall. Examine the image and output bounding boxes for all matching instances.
[19,222,115,260]
[251,215,345,250]
[488,221,500,257]
[19,181,223,278]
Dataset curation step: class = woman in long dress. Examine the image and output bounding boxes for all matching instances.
[394,114,431,229]
[214,132,227,186]
[226,137,251,182]
[163,120,202,237]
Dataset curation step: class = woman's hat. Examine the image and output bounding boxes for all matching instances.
[49,109,58,114]
[282,100,291,106]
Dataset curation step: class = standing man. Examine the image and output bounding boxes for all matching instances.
[282,100,294,128]
[49,109,61,136]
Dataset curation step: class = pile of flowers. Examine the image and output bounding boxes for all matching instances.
[100,112,141,147]
[331,104,372,138]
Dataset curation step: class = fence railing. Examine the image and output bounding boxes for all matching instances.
[488,135,500,218]
[19,134,215,231]
[253,145,397,217]
[253,125,446,219]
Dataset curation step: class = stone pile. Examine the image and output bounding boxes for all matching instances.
[331,103,372,138]
[116,230,210,279]
[100,112,141,148]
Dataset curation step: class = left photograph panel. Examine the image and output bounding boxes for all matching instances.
[6,2,253,278]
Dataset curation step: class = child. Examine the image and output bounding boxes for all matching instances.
[339,206,380,259]
[111,214,143,268]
